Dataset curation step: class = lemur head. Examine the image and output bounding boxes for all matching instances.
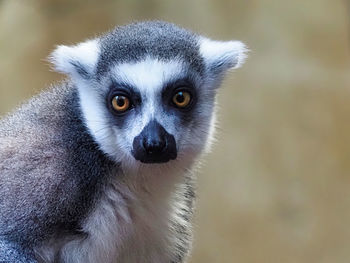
[50,21,247,171]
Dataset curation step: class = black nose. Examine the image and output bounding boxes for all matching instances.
[132,120,177,163]
[142,136,166,154]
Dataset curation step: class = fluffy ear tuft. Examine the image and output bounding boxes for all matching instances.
[199,37,248,75]
[49,39,100,79]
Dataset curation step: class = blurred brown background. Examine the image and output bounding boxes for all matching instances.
[1,0,350,262]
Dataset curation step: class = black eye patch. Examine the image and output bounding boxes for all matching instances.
[106,81,142,127]
[107,81,142,110]
[162,78,196,103]
[161,77,197,123]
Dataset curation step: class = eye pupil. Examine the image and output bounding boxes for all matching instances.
[116,96,125,107]
[176,92,185,103]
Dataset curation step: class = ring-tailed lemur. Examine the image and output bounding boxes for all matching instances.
[0,21,247,262]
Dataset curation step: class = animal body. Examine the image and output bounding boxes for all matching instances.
[0,21,247,262]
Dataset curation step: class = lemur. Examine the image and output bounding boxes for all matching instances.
[0,21,247,262]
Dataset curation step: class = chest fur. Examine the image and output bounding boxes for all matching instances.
[35,180,176,263]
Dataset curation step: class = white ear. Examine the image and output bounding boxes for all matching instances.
[199,37,248,74]
[49,39,100,79]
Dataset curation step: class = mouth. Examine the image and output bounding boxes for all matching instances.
[132,151,177,164]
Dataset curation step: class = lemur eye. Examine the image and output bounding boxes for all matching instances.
[172,91,192,108]
[111,95,130,112]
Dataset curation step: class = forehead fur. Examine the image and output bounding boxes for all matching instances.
[96,21,204,77]
[112,58,186,94]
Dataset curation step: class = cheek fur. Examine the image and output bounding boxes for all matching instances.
[176,100,216,155]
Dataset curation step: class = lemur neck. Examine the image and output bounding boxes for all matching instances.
[117,159,195,202]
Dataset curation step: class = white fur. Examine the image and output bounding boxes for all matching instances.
[61,179,172,263]
[199,37,248,70]
[49,39,100,78]
[77,79,118,160]
[114,57,184,94]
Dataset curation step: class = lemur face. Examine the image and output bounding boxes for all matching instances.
[50,21,247,169]
[107,59,196,164]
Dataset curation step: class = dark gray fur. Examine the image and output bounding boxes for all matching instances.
[0,83,118,261]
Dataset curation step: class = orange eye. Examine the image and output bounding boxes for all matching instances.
[172,91,191,108]
[111,95,130,112]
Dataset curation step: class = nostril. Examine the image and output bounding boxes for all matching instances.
[142,138,166,154]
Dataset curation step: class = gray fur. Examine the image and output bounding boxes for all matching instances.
[96,21,204,78]
[0,239,36,262]
[0,84,115,259]
[0,21,246,262]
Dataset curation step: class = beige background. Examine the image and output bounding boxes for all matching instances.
[1,0,350,262]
